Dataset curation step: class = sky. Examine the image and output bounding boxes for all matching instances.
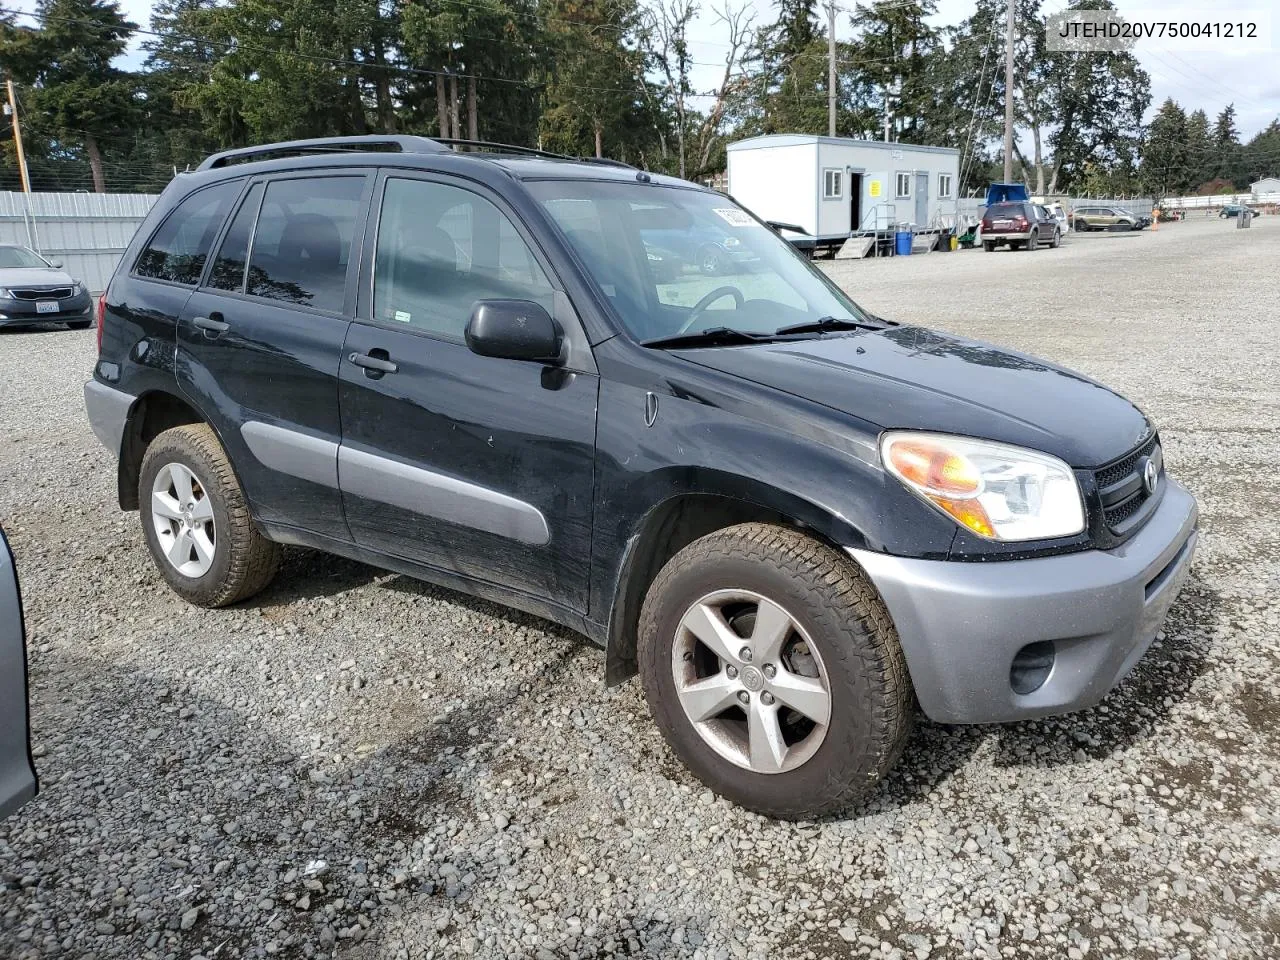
[7,0,1278,141]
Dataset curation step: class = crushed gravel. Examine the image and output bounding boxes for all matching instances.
[1,216,1278,959]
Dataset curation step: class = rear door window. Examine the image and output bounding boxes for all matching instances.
[207,183,264,293]
[245,177,365,313]
[135,182,240,285]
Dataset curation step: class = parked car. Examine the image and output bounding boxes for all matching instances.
[0,244,94,330]
[0,526,38,820]
[980,201,1062,251]
[84,136,1199,819]
[1219,204,1251,219]
[1044,201,1070,234]
[639,218,760,276]
[1070,206,1144,231]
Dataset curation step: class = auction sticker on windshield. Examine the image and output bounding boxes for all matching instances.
[714,208,759,227]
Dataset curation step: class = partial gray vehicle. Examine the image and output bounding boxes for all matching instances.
[0,526,37,818]
[0,244,95,330]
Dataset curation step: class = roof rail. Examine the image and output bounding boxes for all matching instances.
[436,139,638,169]
[197,135,447,171]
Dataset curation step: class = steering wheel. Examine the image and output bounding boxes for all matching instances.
[676,286,745,335]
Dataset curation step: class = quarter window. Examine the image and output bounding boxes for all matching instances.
[895,173,912,198]
[373,178,555,340]
[207,183,264,292]
[938,174,953,198]
[245,177,365,313]
[822,169,843,199]
[135,182,240,285]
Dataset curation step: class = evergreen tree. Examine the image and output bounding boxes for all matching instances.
[0,0,138,192]
[1141,98,1189,197]
[1212,103,1242,186]
[1183,108,1211,189]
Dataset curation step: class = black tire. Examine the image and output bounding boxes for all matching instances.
[1050,228,1061,248]
[1024,231,1037,250]
[983,240,996,252]
[139,423,281,607]
[66,319,92,330]
[1075,219,1089,232]
[637,523,912,819]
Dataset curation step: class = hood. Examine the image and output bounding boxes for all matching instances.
[0,267,77,287]
[676,326,1151,467]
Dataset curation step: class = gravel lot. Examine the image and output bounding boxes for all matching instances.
[1,215,1278,960]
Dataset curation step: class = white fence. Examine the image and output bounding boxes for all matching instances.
[0,192,160,293]
[1158,191,1280,210]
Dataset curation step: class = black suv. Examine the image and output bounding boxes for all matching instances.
[85,136,1198,818]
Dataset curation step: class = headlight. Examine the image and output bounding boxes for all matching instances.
[881,431,1085,541]
[71,282,83,295]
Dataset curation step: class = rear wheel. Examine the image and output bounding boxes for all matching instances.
[1023,231,1037,250]
[139,423,281,607]
[638,523,912,819]
[983,240,995,252]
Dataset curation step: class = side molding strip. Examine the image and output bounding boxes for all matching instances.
[240,421,339,489]
[338,445,550,546]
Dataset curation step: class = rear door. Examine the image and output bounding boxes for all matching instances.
[337,173,598,610]
[178,172,372,542]
[0,528,36,819]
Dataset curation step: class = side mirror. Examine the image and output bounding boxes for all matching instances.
[48,259,63,269]
[465,299,563,365]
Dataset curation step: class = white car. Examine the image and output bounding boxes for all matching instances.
[1045,202,1070,234]
[1,526,37,819]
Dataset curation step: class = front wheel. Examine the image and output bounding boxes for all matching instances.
[638,523,912,819]
[139,423,281,607]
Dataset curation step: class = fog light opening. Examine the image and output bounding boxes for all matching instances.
[1010,640,1055,695]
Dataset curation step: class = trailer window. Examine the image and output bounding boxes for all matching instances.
[895,173,912,198]
[823,169,843,199]
[938,174,953,198]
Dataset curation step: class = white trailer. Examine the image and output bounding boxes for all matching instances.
[726,134,961,250]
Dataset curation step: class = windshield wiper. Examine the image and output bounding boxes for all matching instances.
[773,315,882,337]
[642,326,777,349]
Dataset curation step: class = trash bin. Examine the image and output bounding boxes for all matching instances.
[894,228,913,256]
[1238,209,1253,229]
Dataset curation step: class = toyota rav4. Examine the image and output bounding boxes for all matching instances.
[84,136,1198,818]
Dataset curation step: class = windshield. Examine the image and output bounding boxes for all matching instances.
[528,180,869,342]
[0,246,49,269]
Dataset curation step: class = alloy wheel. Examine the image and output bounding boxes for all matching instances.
[671,589,831,774]
[150,462,216,578]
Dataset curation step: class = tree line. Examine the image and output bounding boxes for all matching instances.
[0,0,1275,197]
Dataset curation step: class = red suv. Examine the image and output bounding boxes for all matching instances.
[981,202,1061,252]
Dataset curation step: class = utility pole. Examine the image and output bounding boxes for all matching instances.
[5,80,32,195]
[5,78,37,251]
[826,1,837,138]
[1003,0,1015,182]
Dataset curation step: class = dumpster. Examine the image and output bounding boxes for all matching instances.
[894,228,912,256]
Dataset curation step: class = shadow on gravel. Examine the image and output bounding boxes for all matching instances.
[988,578,1222,769]
[0,631,611,960]
[842,578,1222,817]
[242,548,382,609]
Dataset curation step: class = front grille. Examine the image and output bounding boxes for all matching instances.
[1095,435,1160,531]
[10,286,74,300]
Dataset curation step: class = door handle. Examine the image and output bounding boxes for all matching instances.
[193,315,230,334]
[348,351,398,375]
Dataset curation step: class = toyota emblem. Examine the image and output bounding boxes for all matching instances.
[1141,457,1159,495]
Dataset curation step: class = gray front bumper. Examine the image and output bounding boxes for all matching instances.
[850,480,1199,724]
